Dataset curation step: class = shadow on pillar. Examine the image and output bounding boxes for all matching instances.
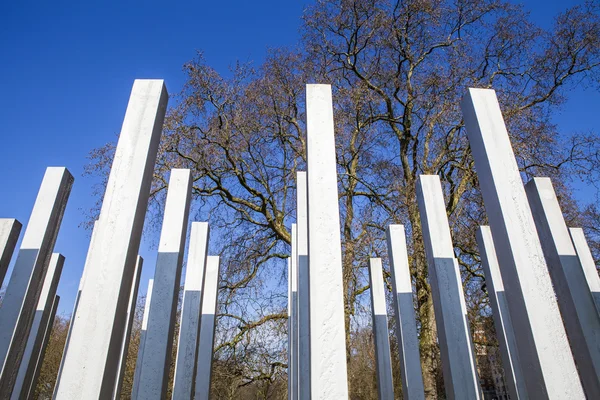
[135,251,184,399]
[430,257,481,399]
[195,313,217,400]
[173,289,203,398]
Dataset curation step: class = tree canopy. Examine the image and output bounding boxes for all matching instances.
[83,1,600,398]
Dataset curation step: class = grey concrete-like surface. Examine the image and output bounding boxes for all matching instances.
[0,218,21,288]
[461,88,584,398]
[570,227,600,312]
[55,80,168,399]
[386,225,425,400]
[296,171,310,400]
[27,295,59,400]
[134,169,192,400]
[288,224,298,400]
[131,279,153,399]
[477,226,526,400]
[416,175,480,400]
[113,255,143,399]
[11,253,64,399]
[52,221,98,398]
[526,177,600,397]
[305,84,349,399]
[0,167,73,396]
[194,256,220,400]
[172,222,209,400]
[368,258,395,400]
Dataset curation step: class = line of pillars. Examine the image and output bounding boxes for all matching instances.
[286,84,600,399]
[0,80,223,399]
[2,81,600,399]
[0,166,73,397]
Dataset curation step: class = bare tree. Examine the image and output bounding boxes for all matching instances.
[85,1,600,398]
[32,314,69,399]
[302,0,600,396]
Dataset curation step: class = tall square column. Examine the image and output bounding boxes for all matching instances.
[569,227,600,311]
[134,168,192,399]
[368,258,395,400]
[172,222,209,400]
[476,226,526,399]
[386,225,425,400]
[0,219,21,287]
[28,294,59,400]
[296,171,310,400]
[0,167,73,394]
[131,279,154,399]
[55,79,168,399]
[288,224,298,400]
[526,177,600,397]
[194,256,221,400]
[113,255,143,399]
[416,175,480,400]
[461,88,584,397]
[305,84,349,399]
[52,220,99,398]
[11,253,64,399]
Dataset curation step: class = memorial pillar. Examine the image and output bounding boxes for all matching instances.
[194,256,220,400]
[305,84,349,399]
[172,222,210,400]
[113,255,143,399]
[0,219,21,287]
[11,253,64,399]
[385,225,425,400]
[134,168,192,400]
[0,167,73,394]
[368,258,395,400]
[526,177,600,397]
[296,171,310,400]
[28,295,59,399]
[131,279,154,399]
[569,227,600,311]
[476,226,526,399]
[416,175,480,399]
[52,220,99,398]
[288,224,298,400]
[461,88,584,397]
[55,79,168,399]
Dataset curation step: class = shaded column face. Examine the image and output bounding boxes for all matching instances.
[569,227,600,312]
[461,88,584,398]
[0,166,73,396]
[416,174,481,400]
[288,224,299,400]
[476,226,526,400]
[525,177,600,398]
[55,79,168,400]
[134,168,192,400]
[28,294,59,400]
[172,222,209,400]
[0,218,22,288]
[52,220,100,399]
[305,84,349,399]
[194,256,221,400]
[296,171,311,400]
[11,253,65,400]
[131,279,154,400]
[368,258,395,400]
[113,255,143,400]
[386,225,425,400]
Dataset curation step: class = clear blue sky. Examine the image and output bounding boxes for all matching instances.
[0,0,598,316]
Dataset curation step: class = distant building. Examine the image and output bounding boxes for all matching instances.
[473,319,510,400]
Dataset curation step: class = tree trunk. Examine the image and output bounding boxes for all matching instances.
[408,195,439,399]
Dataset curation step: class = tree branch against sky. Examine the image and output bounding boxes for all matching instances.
[80,0,600,398]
